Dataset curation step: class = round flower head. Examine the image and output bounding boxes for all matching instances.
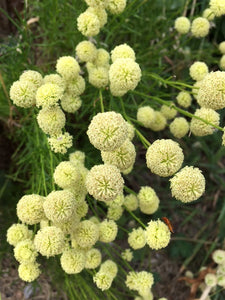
[122,164,133,175]
[94,48,110,67]
[138,186,159,215]
[145,219,171,250]
[124,194,138,211]
[37,106,65,136]
[190,107,220,136]
[126,271,154,294]
[128,227,146,250]
[7,224,33,247]
[169,117,189,139]
[53,215,80,234]
[189,61,209,81]
[101,139,136,172]
[197,71,225,110]
[146,139,184,177]
[220,55,225,70]
[70,150,85,164]
[61,94,82,113]
[43,74,65,91]
[205,273,217,287]
[217,263,225,275]
[107,193,124,206]
[191,17,210,38]
[212,249,225,264]
[36,83,63,108]
[109,58,141,96]
[18,262,41,282]
[75,220,99,248]
[217,274,225,287]
[99,219,118,243]
[86,164,124,202]
[85,248,102,269]
[44,190,76,223]
[74,199,88,219]
[160,105,177,120]
[121,249,133,262]
[170,166,205,203]
[48,132,73,154]
[219,41,225,54]
[86,7,108,28]
[20,70,43,88]
[137,106,156,128]
[100,260,118,277]
[54,161,80,189]
[107,204,124,220]
[10,80,36,108]
[89,216,100,225]
[56,56,80,80]
[66,75,85,96]
[93,271,113,291]
[176,91,192,108]
[192,80,202,100]
[174,16,191,34]
[88,67,109,88]
[85,0,108,8]
[111,44,135,63]
[14,239,38,263]
[87,111,128,151]
[149,111,167,131]
[77,11,100,37]
[60,249,85,274]
[202,8,215,20]
[126,122,135,141]
[209,0,225,16]
[34,226,65,257]
[76,41,97,63]
[107,0,127,14]
[17,194,45,225]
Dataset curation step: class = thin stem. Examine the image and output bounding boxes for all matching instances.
[124,185,137,196]
[99,89,104,113]
[124,207,146,229]
[133,91,224,132]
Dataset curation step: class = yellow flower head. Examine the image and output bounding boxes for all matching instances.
[94,48,110,67]
[85,0,108,8]
[87,111,128,151]
[14,239,38,263]
[20,70,43,88]
[66,75,85,96]
[44,190,76,223]
[101,139,136,172]
[85,248,102,269]
[189,61,209,81]
[54,161,80,189]
[128,227,146,250]
[37,106,65,135]
[202,8,215,20]
[111,43,135,63]
[220,55,225,70]
[197,71,225,110]
[126,271,154,294]
[212,249,225,264]
[88,66,109,88]
[43,73,65,91]
[149,111,167,132]
[34,226,65,257]
[138,186,159,215]
[126,122,135,141]
[205,273,217,287]
[86,164,124,202]
[121,248,133,262]
[209,0,225,16]
[145,219,171,250]
[107,193,124,206]
[176,91,192,108]
[48,132,73,154]
[7,224,33,247]
[191,17,210,38]
[17,194,45,225]
[76,41,97,63]
[10,80,36,108]
[18,262,41,282]
[99,219,118,243]
[137,106,156,128]
[124,194,138,211]
[61,94,82,113]
[77,11,100,37]
[86,6,108,28]
[100,259,118,277]
[75,220,99,248]
[93,271,113,291]
[60,249,85,274]
[169,117,189,139]
[56,56,80,80]
[146,139,184,177]
[70,150,85,164]
[170,166,205,202]
[219,41,225,54]
[107,0,127,15]
[160,105,177,120]
[174,16,191,34]
[190,107,220,136]
[107,204,124,220]
[36,83,63,107]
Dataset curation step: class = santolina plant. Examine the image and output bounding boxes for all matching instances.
[5,0,225,299]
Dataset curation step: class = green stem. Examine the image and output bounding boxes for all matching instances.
[124,185,137,196]
[124,207,146,229]
[99,89,104,113]
[133,91,224,132]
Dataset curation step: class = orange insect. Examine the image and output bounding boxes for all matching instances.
[161,217,174,233]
